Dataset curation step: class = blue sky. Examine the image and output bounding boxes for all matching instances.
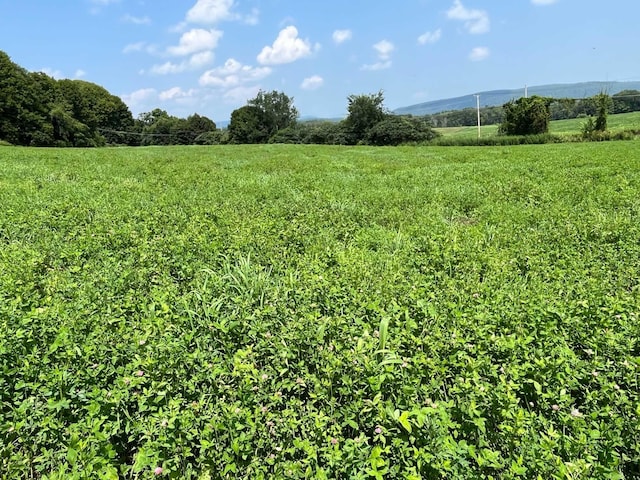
[1,0,638,123]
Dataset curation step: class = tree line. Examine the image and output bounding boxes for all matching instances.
[427,90,640,129]
[2,48,637,148]
[0,49,438,148]
[0,50,219,147]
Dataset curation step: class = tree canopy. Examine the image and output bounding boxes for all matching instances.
[344,91,387,142]
[0,50,219,147]
[228,90,298,144]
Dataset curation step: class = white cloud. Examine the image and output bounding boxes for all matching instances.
[181,0,258,28]
[418,29,442,45]
[361,61,392,71]
[123,42,158,55]
[361,40,394,71]
[373,40,394,60]
[257,26,313,65]
[159,87,197,101]
[243,8,260,25]
[121,88,157,108]
[332,29,352,45]
[199,58,272,88]
[190,51,215,67]
[167,28,222,56]
[151,51,215,75]
[186,0,235,24]
[122,14,151,25]
[88,0,120,14]
[531,0,558,4]
[447,0,490,34]
[469,46,490,61]
[75,69,87,78]
[301,75,324,90]
[123,42,146,53]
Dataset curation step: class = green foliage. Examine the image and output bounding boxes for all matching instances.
[248,90,299,138]
[612,90,640,113]
[132,109,218,146]
[1,143,640,478]
[228,90,299,144]
[345,91,387,143]
[228,105,270,144]
[500,95,551,135]
[366,115,438,146]
[194,130,228,145]
[431,132,562,146]
[594,92,613,132]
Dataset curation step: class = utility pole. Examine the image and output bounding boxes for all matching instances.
[473,94,481,139]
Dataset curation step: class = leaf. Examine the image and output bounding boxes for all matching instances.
[398,411,412,433]
[378,316,390,351]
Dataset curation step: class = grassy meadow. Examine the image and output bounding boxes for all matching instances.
[1,143,640,479]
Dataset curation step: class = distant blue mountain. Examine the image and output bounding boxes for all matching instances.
[393,81,640,116]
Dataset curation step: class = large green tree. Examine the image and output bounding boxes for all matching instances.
[344,90,387,143]
[247,89,298,138]
[228,105,269,144]
[0,51,43,145]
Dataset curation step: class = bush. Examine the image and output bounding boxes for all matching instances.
[305,122,353,145]
[269,124,307,144]
[366,115,438,146]
[194,130,227,145]
[430,133,562,147]
[500,96,551,136]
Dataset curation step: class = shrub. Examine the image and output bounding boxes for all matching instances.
[500,96,551,136]
[194,130,227,145]
[366,115,438,146]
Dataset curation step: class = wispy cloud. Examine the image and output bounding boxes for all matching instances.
[332,29,352,45]
[121,88,157,111]
[257,26,313,65]
[183,0,259,25]
[122,14,151,25]
[362,40,394,71]
[531,0,558,4]
[418,29,442,45]
[150,51,215,75]
[75,69,87,78]
[159,87,197,101]
[373,40,394,60]
[40,67,63,79]
[301,75,324,90]
[88,0,120,14]
[447,0,490,34]
[469,46,490,61]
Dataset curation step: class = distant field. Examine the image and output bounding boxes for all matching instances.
[435,111,640,138]
[1,144,639,478]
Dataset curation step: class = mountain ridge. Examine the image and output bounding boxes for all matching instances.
[393,81,640,116]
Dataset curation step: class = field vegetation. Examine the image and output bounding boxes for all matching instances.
[434,111,640,142]
[1,143,640,479]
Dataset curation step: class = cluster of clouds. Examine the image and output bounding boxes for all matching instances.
[121,0,327,111]
[111,0,559,114]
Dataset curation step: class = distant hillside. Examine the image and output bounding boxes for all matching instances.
[394,81,640,116]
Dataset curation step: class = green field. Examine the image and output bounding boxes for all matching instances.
[1,143,640,479]
[435,111,640,139]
